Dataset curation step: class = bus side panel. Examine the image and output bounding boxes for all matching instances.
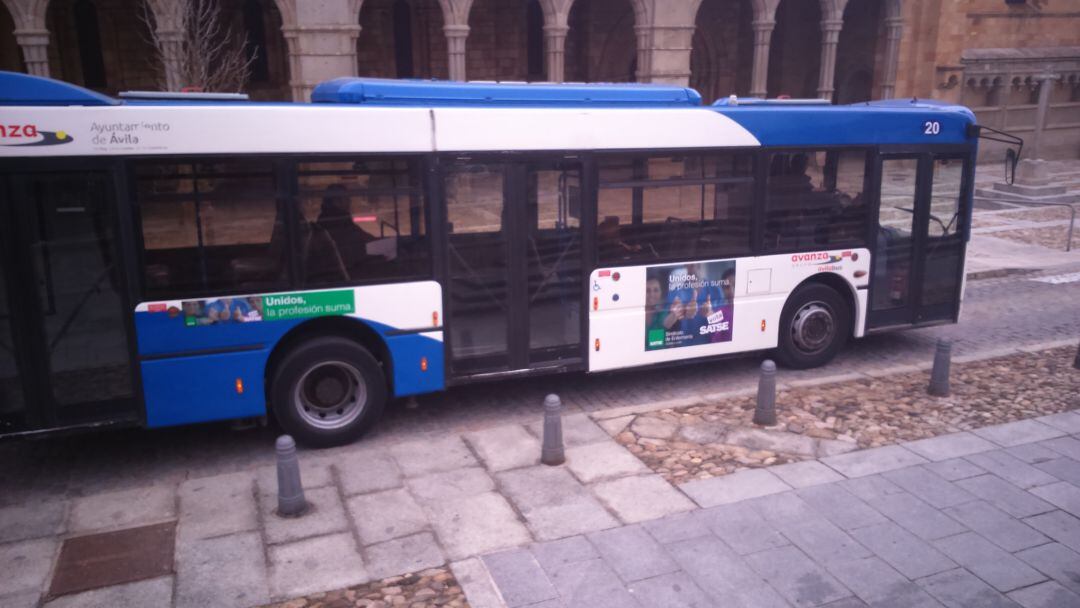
[142,350,270,427]
[588,249,869,372]
[384,331,445,397]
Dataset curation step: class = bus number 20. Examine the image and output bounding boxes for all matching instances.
[923,121,941,135]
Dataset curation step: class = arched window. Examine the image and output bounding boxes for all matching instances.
[74,0,106,88]
[393,0,415,78]
[526,0,544,80]
[244,0,270,83]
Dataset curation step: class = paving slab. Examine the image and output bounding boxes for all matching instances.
[724,427,818,457]
[1034,457,1080,486]
[641,511,710,545]
[934,532,1047,592]
[698,501,789,555]
[924,458,987,482]
[964,450,1060,489]
[973,420,1066,448]
[334,449,403,496]
[883,466,976,509]
[1037,411,1080,435]
[449,558,504,608]
[861,490,968,541]
[1023,510,1080,553]
[779,516,873,566]
[666,535,789,607]
[0,538,57,598]
[796,483,888,531]
[745,545,853,607]
[346,488,428,546]
[1005,443,1063,464]
[497,466,618,541]
[1015,542,1080,596]
[426,491,532,559]
[956,474,1056,518]
[527,413,610,447]
[842,475,906,502]
[68,485,176,533]
[463,425,541,472]
[904,432,998,462]
[821,445,928,478]
[1007,580,1080,608]
[586,525,679,582]
[590,474,694,523]
[564,441,650,484]
[405,467,495,504]
[481,548,557,608]
[267,532,367,600]
[43,576,173,608]
[916,567,1021,608]
[175,531,269,608]
[1039,436,1080,461]
[0,500,66,544]
[529,536,599,572]
[680,468,790,507]
[547,557,643,608]
[177,471,257,541]
[364,532,446,580]
[750,491,817,524]
[771,460,846,488]
[389,435,477,477]
[942,500,1050,552]
[256,459,333,496]
[261,486,349,545]
[849,521,956,580]
[826,556,941,608]
[626,571,713,608]
[595,415,633,437]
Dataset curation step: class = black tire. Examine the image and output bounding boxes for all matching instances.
[270,336,387,447]
[774,283,850,370]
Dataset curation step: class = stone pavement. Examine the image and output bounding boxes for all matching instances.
[475,412,1080,608]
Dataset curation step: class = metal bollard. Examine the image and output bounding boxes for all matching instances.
[276,435,307,517]
[1074,339,1080,370]
[541,394,565,466]
[928,339,952,397]
[753,359,777,427]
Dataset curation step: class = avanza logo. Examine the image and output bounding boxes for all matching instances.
[791,252,830,263]
[0,124,73,146]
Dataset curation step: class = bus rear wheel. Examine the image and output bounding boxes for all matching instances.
[270,337,386,447]
[775,283,850,370]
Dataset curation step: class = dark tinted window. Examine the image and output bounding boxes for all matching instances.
[136,159,285,297]
[763,150,868,251]
[596,152,753,264]
[297,158,428,287]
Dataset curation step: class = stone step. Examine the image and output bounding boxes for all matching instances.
[974,187,1080,205]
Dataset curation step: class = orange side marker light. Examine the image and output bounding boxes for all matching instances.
[594,338,601,352]
[433,311,439,326]
[420,357,428,372]
[235,378,244,394]
[593,296,599,311]
[760,319,767,332]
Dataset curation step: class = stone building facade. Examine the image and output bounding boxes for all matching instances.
[1,0,1078,157]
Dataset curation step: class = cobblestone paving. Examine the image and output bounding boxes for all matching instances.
[481,412,1080,608]
[613,347,1080,485]
[262,568,467,608]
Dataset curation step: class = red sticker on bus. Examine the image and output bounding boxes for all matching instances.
[598,270,611,277]
[148,303,167,313]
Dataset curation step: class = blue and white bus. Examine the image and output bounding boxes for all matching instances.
[0,71,1008,446]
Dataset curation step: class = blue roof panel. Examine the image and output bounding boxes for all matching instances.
[311,77,703,107]
[0,70,119,106]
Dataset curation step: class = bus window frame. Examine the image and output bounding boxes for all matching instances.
[129,153,437,302]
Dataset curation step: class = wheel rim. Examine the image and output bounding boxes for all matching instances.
[293,361,367,430]
[790,301,836,355]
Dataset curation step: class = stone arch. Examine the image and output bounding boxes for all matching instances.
[834,0,881,103]
[766,0,820,97]
[358,0,447,79]
[689,0,753,103]
[564,0,636,82]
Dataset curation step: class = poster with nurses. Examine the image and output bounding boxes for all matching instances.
[645,260,736,351]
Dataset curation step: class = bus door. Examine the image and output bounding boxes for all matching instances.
[0,166,139,434]
[868,154,969,328]
[442,158,584,376]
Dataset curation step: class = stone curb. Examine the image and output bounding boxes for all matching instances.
[590,339,1076,422]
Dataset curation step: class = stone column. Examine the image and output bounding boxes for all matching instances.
[282,24,362,101]
[817,18,844,100]
[14,29,50,77]
[155,29,185,91]
[543,25,568,83]
[879,14,904,98]
[634,25,652,82]
[1030,73,1059,160]
[640,26,694,86]
[749,20,775,98]
[444,24,469,81]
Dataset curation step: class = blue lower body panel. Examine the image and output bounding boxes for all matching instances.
[385,332,445,397]
[142,349,270,428]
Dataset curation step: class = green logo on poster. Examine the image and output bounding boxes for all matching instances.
[647,329,666,349]
[262,290,355,321]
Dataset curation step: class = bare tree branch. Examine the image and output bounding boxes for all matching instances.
[141,0,256,93]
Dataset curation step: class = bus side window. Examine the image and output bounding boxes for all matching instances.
[762,150,868,252]
[135,159,285,297]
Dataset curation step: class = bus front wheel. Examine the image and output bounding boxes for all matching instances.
[270,336,387,447]
[775,283,850,370]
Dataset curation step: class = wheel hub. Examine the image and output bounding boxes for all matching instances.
[791,302,835,355]
[294,361,367,430]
